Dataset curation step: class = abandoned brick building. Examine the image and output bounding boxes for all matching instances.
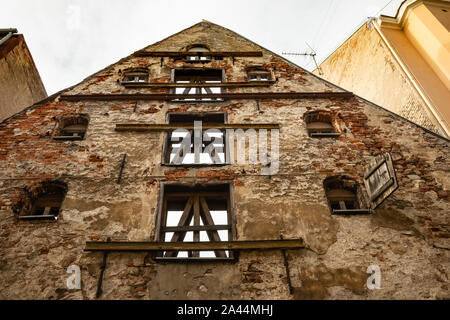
[0,21,449,300]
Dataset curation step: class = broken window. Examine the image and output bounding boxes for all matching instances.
[54,115,89,140]
[304,111,340,138]
[323,176,370,214]
[18,181,68,220]
[172,69,223,101]
[164,113,226,165]
[122,70,149,83]
[155,184,234,261]
[185,44,211,62]
[247,67,271,81]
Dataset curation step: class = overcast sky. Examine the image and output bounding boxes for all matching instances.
[2,0,404,95]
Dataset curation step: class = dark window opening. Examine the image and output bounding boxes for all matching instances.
[164,113,226,165]
[185,45,211,62]
[323,176,370,214]
[247,67,271,81]
[172,69,223,101]
[304,111,340,138]
[122,70,149,83]
[155,184,234,261]
[19,181,68,220]
[54,115,89,141]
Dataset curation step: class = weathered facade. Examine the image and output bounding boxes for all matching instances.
[0,21,449,300]
[0,29,47,122]
[315,0,450,138]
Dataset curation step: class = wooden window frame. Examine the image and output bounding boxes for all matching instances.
[154,182,236,262]
[170,68,225,102]
[324,176,371,215]
[162,112,230,167]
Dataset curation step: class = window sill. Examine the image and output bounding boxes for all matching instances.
[332,209,372,215]
[53,136,84,141]
[183,59,212,63]
[121,81,149,85]
[161,163,230,167]
[154,256,236,263]
[309,133,341,138]
[18,215,57,220]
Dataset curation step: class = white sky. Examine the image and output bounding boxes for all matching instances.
[1,0,404,95]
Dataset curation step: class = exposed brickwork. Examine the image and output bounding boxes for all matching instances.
[0,21,448,300]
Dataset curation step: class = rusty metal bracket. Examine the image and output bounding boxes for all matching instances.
[96,237,110,299]
[280,235,294,295]
[117,154,127,184]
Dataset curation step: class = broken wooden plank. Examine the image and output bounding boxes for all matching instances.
[85,239,305,252]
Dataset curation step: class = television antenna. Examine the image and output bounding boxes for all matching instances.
[282,42,323,75]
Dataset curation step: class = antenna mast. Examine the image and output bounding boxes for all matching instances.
[282,42,323,75]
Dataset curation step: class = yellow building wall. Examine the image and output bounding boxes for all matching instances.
[315,24,442,135]
[403,3,450,90]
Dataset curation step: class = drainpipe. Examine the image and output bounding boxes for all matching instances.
[0,28,18,46]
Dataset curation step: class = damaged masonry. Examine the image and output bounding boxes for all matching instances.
[0,21,449,300]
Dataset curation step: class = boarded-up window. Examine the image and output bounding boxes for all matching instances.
[304,111,340,138]
[164,113,226,165]
[155,184,234,261]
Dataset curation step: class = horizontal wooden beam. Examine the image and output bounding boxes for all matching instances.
[115,123,280,132]
[85,239,305,252]
[133,51,263,57]
[162,225,231,232]
[60,92,353,101]
[121,81,274,88]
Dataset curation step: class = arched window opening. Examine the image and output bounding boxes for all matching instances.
[247,67,271,81]
[18,181,68,220]
[122,69,149,83]
[304,111,340,138]
[186,44,211,62]
[54,115,89,140]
